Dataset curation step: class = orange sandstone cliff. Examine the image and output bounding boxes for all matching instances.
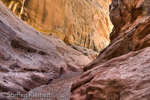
[1,0,113,52]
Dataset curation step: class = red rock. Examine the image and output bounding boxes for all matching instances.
[84,0,149,71]
[71,0,150,99]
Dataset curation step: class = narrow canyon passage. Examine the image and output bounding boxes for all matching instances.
[1,0,150,100]
[0,0,111,100]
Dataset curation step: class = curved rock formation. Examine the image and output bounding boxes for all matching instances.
[0,1,94,99]
[70,0,150,99]
[1,0,113,52]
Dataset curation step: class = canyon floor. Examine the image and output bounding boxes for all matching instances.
[1,0,150,100]
[23,72,81,100]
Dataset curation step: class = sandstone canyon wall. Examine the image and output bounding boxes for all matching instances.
[71,0,150,99]
[1,0,113,52]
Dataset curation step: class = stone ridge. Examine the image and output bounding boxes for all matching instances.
[1,0,113,52]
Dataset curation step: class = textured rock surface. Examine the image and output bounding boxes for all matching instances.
[23,72,81,100]
[0,1,92,99]
[84,0,150,71]
[1,0,113,51]
[71,0,150,99]
[70,44,99,60]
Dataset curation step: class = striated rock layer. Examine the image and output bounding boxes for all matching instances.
[0,1,94,99]
[71,0,150,100]
[1,0,113,52]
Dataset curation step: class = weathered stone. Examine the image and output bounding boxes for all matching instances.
[84,0,149,71]
[71,0,150,100]
[0,1,92,99]
[71,48,150,100]
[70,44,99,60]
[23,72,81,100]
[1,0,113,52]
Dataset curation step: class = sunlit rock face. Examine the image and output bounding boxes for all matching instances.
[1,0,113,52]
[70,0,150,100]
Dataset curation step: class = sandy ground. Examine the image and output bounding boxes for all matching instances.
[23,72,81,100]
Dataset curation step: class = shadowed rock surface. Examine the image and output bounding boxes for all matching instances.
[1,0,113,52]
[0,1,96,99]
[71,0,150,99]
